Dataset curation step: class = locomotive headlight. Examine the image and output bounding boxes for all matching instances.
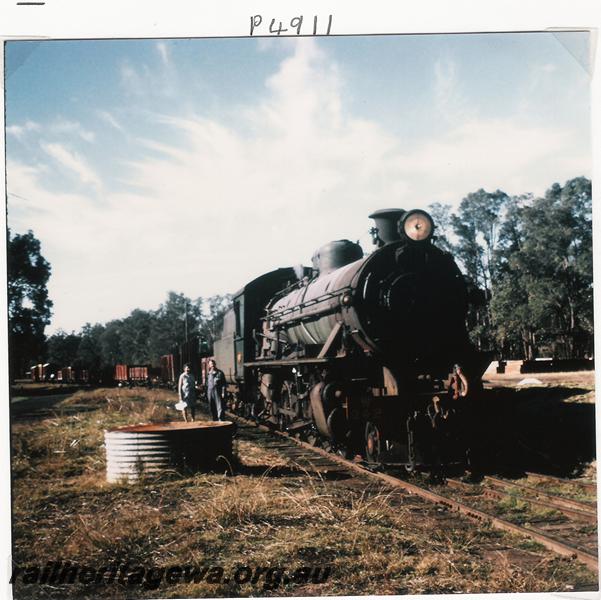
[400,209,434,242]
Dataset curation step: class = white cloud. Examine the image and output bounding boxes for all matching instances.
[393,117,579,200]
[120,62,143,92]
[7,161,153,331]
[50,119,96,142]
[40,142,102,189]
[97,110,125,132]
[433,57,471,123]
[156,42,169,66]
[121,40,401,251]
[119,57,177,99]
[8,118,95,147]
[6,120,40,139]
[256,37,277,52]
[7,39,591,334]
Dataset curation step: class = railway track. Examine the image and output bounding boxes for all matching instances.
[478,475,596,521]
[227,411,599,573]
[522,471,597,494]
[431,476,598,569]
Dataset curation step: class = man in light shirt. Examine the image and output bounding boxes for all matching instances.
[177,363,197,422]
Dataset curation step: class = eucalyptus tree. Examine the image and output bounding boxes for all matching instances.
[8,229,53,379]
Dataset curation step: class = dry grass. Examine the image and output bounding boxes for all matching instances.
[579,460,597,485]
[10,388,598,598]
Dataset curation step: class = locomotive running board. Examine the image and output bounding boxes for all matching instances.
[244,357,334,367]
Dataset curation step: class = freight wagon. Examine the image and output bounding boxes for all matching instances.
[114,364,160,386]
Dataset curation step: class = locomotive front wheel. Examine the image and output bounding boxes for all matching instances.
[365,421,381,463]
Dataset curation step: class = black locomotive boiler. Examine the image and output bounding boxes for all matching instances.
[214,208,488,470]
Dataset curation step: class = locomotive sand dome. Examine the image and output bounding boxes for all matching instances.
[216,208,488,470]
[311,239,363,274]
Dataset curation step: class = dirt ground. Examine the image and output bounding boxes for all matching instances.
[9,384,598,599]
[484,369,595,389]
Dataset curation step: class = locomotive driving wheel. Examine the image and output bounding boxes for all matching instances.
[365,421,382,464]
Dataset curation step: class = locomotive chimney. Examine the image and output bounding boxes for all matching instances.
[368,208,406,247]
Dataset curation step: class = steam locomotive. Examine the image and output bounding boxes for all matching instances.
[214,208,488,470]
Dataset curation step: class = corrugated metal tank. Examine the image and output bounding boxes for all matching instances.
[104,421,235,483]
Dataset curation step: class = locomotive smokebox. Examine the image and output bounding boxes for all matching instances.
[369,208,406,247]
[312,239,363,275]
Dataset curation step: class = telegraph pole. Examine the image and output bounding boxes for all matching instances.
[184,301,189,342]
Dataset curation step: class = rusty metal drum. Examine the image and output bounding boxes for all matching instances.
[104,421,235,483]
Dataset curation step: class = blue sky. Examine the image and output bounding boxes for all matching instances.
[5,33,592,334]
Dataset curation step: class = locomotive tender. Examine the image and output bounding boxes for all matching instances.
[214,208,487,469]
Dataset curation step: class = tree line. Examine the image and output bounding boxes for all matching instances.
[45,292,232,376]
[428,176,592,360]
[8,175,592,380]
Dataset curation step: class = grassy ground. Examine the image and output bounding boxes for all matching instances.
[11,381,83,397]
[10,387,598,598]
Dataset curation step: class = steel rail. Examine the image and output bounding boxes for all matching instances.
[524,472,597,494]
[228,411,599,572]
[484,476,597,518]
[443,477,597,525]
